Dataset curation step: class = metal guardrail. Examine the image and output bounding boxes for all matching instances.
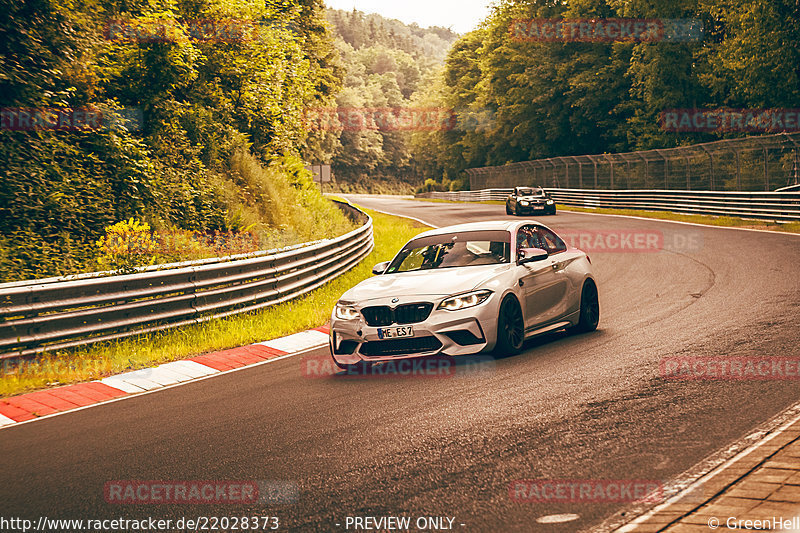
[0,201,373,360]
[416,188,800,221]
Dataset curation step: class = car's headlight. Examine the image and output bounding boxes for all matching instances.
[334,303,360,320]
[519,200,529,206]
[546,199,554,205]
[438,289,493,311]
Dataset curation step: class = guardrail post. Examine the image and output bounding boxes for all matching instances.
[655,149,668,189]
[700,145,714,191]
[780,133,800,187]
[735,149,741,191]
[685,154,691,190]
[548,159,558,188]
[603,154,614,189]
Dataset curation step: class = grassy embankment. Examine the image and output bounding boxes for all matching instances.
[0,206,431,398]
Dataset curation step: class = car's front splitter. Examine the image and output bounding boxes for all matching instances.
[330,311,497,366]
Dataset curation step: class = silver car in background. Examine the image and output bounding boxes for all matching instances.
[329,220,598,370]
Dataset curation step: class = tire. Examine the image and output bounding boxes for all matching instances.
[514,205,521,216]
[506,203,512,215]
[494,295,524,357]
[568,281,599,334]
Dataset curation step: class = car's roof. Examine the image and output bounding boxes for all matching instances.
[413,220,543,239]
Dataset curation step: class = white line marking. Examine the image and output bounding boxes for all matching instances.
[145,365,195,384]
[537,514,580,524]
[349,205,440,229]
[113,373,166,389]
[260,330,329,353]
[1,342,328,431]
[160,360,219,378]
[0,413,17,427]
[616,404,800,531]
[98,376,147,393]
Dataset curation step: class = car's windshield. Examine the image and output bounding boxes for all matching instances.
[386,230,511,273]
[517,187,544,196]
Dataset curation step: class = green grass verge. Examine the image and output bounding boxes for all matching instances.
[415,197,800,233]
[0,207,431,398]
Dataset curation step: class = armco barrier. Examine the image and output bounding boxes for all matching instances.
[416,188,800,221]
[0,200,373,360]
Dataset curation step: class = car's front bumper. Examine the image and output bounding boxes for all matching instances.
[516,202,555,214]
[329,295,500,365]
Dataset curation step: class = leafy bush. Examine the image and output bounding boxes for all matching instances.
[96,218,158,273]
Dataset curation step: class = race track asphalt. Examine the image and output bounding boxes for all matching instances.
[2,196,799,532]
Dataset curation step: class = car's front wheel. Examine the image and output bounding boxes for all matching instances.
[568,281,599,333]
[494,295,524,356]
[506,203,512,215]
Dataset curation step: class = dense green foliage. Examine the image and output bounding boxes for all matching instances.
[0,0,349,282]
[411,0,800,188]
[302,9,458,192]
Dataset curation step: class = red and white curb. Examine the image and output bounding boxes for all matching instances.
[0,326,330,429]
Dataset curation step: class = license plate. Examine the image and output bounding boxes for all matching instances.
[377,326,414,339]
[533,205,544,210]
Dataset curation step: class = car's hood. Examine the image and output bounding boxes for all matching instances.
[340,264,510,303]
[519,195,548,201]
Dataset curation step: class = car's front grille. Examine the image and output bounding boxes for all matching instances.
[359,336,442,357]
[361,306,393,326]
[361,303,433,326]
[394,303,434,324]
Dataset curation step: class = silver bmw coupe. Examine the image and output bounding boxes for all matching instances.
[329,220,598,370]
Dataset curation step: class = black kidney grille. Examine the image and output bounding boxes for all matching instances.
[394,303,433,324]
[361,306,393,326]
[360,336,442,357]
[361,303,433,326]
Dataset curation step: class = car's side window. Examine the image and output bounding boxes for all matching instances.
[537,227,567,254]
[516,225,543,250]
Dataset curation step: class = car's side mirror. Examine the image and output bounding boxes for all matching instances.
[372,261,390,275]
[517,247,549,265]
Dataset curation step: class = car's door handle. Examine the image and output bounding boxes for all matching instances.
[552,263,559,270]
